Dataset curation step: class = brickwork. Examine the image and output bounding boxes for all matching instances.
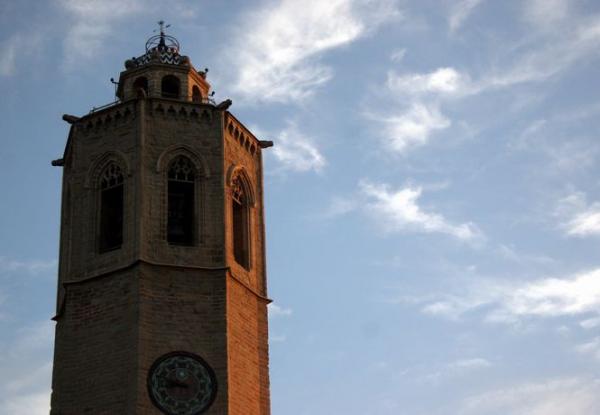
[226,275,271,415]
[52,51,271,414]
[135,263,228,414]
[51,270,138,414]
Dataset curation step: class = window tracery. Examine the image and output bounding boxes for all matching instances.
[99,162,124,252]
[167,156,196,245]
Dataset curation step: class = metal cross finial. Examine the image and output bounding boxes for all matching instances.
[158,20,171,36]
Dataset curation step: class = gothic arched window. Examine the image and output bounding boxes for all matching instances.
[133,76,148,97]
[232,175,250,269]
[167,156,196,245]
[99,162,124,252]
[161,75,180,99]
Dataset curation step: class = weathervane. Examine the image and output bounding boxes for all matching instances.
[145,20,180,53]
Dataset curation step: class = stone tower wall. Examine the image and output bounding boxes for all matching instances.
[52,70,271,412]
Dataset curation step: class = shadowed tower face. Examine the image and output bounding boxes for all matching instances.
[50,23,272,415]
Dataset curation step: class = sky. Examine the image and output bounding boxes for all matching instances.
[1,0,600,414]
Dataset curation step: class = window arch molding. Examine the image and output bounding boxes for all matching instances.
[156,145,210,178]
[86,152,129,254]
[157,146,209,245]
[86,151,130,189]
[226,165,255,207]
[227,165,254,270]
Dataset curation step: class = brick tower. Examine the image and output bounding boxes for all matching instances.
[50,24,272,414]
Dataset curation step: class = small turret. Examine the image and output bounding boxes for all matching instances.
[116,21,212,103]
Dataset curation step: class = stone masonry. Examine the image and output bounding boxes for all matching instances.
[51,31,271,414]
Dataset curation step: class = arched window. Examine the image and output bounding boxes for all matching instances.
[133,76,148,97]
[231,175,250,269]
[167,156,195,245]
[161,75,180,99]
[99,162,124,252]
[192,85,201,102]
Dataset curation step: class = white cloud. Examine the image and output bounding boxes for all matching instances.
[460,377,600,415]
[324,196,357,218]
[377,103,451,153]
[580,316,600,330]
[269,122,326,173]
[448,357,492,371]
[482,15,600,88]
[0,33,42,77]
[59,0,144,65]
[269,334,287,343]
[268,303,293,318]
[367,12,600,154]
[366,68,467,153]
[225,0,400,103]
[422,357,492,385]
[387,67,467,96]
[0,257,57,275]
[557,192,600,237]
[566,208,600,237]
[448,0,485,33]
[523,0,570,28]
[0,391,51,415]
[389,48,406,62]
[576,337,600,361]
[359,180,480,241]
[0,321,53,415]
[417,268,600,323]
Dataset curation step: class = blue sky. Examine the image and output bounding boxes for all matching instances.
[2,0,600,413]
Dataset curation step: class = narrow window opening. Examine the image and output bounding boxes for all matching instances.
[192,85,201,102]
[232,176,250,269]
[133,76,148,97]
[161,75,180,99]
[167,156,195,245]
[99,163,124,252]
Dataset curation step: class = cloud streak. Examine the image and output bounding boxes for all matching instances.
[59,0,145,66]
[0,257,56,275]
[460,377,600,415]
[448,0,485,33]
[269,122,326,173]
[225,0,400,103]
[358,181,480,241]
[366,13,600,154]
[557,192,600,237]
[414,267,600,323]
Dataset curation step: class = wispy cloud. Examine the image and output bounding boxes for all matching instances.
[523,0,570,29]
[372,103,451,153]
[557,192,600,237]
[0,391,51,415]
[367,12,600,154]
[421,357,492,385]
[413,267,600,323]
[448,0,485,33]
[225,0,400,103]
[268,303,293,318]
[358,180,480,241]
[267,122,326,173]
[576,337,600,361]
[460,377,600,415]
[580,316,600,330]
[0,257,56,275]
[59,0,145,66]
[0,33,42,77]
[0,321,53,415]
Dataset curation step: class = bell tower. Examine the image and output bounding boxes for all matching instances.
[51,23,273,414]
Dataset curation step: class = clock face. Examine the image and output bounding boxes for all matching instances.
[147,351,217,415]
